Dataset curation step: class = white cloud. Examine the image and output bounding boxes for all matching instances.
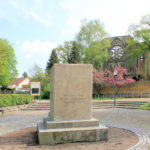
[14,40,57,76]
[24,54,32,59]
[67,18,81,29]
[18,40,57,74]
[23,10,51,27]
[61,18,81,37]
[59,0,150,36]
[20,40,57,65]
[21,40,57,54]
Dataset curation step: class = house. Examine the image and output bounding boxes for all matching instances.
[9,78,30,92]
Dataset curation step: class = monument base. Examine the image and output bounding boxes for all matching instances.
[37,118,108,145]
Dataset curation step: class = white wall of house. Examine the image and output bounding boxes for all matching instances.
[10,85,18,90]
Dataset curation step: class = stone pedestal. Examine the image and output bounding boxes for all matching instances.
[37,64,108,145]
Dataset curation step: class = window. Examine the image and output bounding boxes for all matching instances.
[110,46,124,60]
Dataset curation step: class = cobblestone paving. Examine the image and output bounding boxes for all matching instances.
[93,109,150,150]
[0,109,150,150]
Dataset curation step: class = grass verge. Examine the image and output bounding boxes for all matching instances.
[139,102,150,110]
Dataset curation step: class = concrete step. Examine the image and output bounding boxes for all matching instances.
[34,101,50,104]
[92,104,146,106]
[32,104,49,106]
[30,104,50,106]
[93,101,147,103]
[92,103,146,105]
[32,104,50,105]
[93,106,139,109]
[22,108,50,111]
[26,107,50,109]
[93,105,144,107]
[92,106,114,109]
[116,107,139,109]
[21,100,149,111]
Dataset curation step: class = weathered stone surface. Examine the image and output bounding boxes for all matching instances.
[43,117,100,129]
[38,64,109,145]
[50,64,92,121]
[38,122,108,145]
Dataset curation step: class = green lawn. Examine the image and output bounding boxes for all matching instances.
[139,102,150,110]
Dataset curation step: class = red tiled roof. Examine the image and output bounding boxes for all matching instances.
[10,78,28,86]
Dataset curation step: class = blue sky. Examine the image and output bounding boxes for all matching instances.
[0,0,150,77]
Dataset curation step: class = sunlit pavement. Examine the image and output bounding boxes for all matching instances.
[0,111,49,135]
[93,108,150,150]
[0,109,150,150]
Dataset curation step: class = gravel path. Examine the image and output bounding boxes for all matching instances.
[0,109,150,149]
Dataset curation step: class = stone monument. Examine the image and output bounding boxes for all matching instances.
[37,64,108,145]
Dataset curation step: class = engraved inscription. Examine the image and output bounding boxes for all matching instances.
[62,94,87,103]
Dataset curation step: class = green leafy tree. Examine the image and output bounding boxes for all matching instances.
[29,64,44,82]
[0,39,18,87]
[29,64,50,99]
[76,19,110,69]
[76,19,108,47]
[68,41,81,64]
[84,40,109,70]
[56,41,72,63]
[23,72,28,78]
[46,49,59,72]
[127,15,150,58]
[126,14,150,78]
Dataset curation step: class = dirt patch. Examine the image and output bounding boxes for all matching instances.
[0,126,138,150]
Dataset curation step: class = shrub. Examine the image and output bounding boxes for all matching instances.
[17,94,33,104]
[12,94,19,106]
[0,94,33,107]
[0,94,12,107]
[41,85,50,99]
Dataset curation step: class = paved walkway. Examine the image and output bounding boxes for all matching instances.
[0,109,150,149]
[0,111,48,135]
[93,109,150,150]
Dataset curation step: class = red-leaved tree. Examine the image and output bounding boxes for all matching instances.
[93,70,106,94]
[93,67,135,94]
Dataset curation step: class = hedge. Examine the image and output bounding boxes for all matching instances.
[0,94,33,107]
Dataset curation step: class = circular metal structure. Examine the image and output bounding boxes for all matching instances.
[110,45,124,60]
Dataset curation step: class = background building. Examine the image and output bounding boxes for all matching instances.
[105,35,142,79]
[9,78,30,93]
